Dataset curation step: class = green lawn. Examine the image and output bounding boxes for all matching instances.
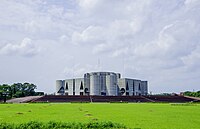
[0,103,200,129]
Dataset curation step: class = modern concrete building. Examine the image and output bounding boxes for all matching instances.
[56,72,148,96]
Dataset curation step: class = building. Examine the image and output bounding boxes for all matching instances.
[56,72,148,96]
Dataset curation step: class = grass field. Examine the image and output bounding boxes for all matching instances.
[0,103,200,129]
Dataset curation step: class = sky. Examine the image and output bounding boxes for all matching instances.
[0,0,200,94]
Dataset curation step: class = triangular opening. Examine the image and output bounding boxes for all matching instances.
[80,81,83,90]
[66,82,68,90]
[57,87,64,93]
[126,82,129,90]
[139,83,141,90]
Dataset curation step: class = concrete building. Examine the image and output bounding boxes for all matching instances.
[56,72,148,96]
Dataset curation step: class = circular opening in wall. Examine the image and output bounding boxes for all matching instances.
[84,88,89,93]
[120,88,125,94]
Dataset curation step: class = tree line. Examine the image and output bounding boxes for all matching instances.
[0,82,44,99]
[183,91,200,97]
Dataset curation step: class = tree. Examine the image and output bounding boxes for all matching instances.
[184,91,200,98]
[0,82,38,99]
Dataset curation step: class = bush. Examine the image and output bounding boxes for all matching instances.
[0,121,127,129]
[16,121,43,129]
[0,123,14,129]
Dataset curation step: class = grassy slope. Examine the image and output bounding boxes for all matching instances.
[0,103,199,129]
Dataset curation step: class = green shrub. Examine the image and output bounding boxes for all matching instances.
[0,122,14,129]
[171,103,197,106]
[0,121,127,129]
[16,121,43,129]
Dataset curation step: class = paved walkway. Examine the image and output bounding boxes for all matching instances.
[6,96,42,103]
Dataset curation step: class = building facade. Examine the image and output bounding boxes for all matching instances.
[56,72,148,96]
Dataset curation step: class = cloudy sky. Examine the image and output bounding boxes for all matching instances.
[0,0,200,94]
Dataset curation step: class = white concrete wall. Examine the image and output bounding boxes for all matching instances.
[141,81,148,95]
[74,78,84,95]
[118,79,126,96]
[118,78,146,96]
[84,73,90,95]
[64,79,74,95]
[56,80,64,95]
[100,74,106,95]
[56,72,148,96]
[106,74,117,96]
[125,79,134,96]
[134,80,142,96]
[90,74,101,95]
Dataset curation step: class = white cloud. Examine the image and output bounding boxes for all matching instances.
[77,0,100,10]
[92,43,111,54]
[184,0,200,6]
[181,45,200,70]
[63,64,100,78]
[0,38,40,57]
[72,26,105,45]
[134,20,200,61]
[59,35,70,43]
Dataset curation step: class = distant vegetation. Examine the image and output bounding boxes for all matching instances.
[0,83,44,100]
[184,91,200,97]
